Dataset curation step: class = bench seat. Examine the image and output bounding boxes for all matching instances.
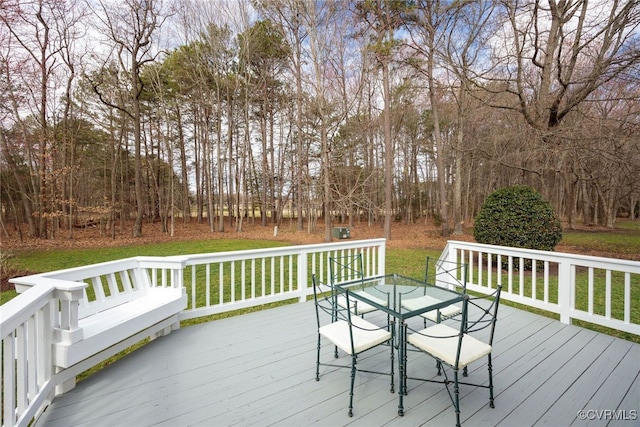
[54,287,186,368]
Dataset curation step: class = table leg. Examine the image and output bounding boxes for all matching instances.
[398,321,406,416]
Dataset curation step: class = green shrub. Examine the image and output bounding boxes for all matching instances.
[474,185,563,251]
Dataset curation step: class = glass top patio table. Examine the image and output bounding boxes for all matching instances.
[335,273,465,416]
[335,273,464,321]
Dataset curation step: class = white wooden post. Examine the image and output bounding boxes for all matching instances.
[377,243,386,276]
[53,282,86,345]
[557,261,573,325]
[297,252,308,303]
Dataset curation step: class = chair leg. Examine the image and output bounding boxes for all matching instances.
[453,369,461,427]
[348,355,356,417]
[316,334,321,381]
[390,336,395,393]
[488,354,495,408]
[401,323,407,397]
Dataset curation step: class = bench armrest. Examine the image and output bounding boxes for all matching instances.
[12,276,87,344]
[53,280,88,344]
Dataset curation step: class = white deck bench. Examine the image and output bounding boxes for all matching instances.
[12,257,187,390]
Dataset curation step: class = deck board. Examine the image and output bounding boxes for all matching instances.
[34,300,640,427]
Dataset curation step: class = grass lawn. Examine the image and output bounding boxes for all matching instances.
[3,220,640,336]
[2,223,638,381]
[559,220,640,258]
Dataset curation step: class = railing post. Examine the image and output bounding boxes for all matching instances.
[54,283,86,344]
[298,251,308,303]
[377,243,386,276]
[557,261,573,325]
[445,243,457,266]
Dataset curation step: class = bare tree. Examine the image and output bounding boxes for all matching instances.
[305,1,339,241]
[488,0,640,227]
[238,19,290,227]
[439,0,497,234]
[56,0,89,238]
[406,0,452,236]
[354,0,409,240]
[256,0,309,231]
[89,0,173,237]
[0,0,85,238]
[494,0,640,132]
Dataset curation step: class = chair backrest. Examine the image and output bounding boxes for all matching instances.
[461,284,503,346]
[427,256,468,293]
[329,254,365,286]
[312,274,355,332]
[312,274,330,327]
[440,285,502,369]
[313,273,346,319]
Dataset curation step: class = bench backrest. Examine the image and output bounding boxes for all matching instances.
[42,258,154,319]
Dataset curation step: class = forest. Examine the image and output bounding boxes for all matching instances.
[1,0,639,242]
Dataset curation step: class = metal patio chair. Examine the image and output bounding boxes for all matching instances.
[405,285,502,427]
[402,257,468,326]
[312,274,395,417]
[329,254,385,316]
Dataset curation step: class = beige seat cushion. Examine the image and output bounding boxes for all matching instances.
[320,315,391,355]
[337,290,387,315]
[407,323,491,368]
[402,295,462,322]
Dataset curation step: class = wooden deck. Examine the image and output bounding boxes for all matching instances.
[34,300,639,427]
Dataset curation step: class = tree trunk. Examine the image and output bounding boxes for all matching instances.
[382,49,393,240]
[132,56,144,238]
[176,107,190,223]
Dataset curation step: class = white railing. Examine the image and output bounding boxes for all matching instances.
[440,241,640,336]
[1,239,385,427]
[4,238,639,427]
[174,239,386,320]
[1,284,56,427]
